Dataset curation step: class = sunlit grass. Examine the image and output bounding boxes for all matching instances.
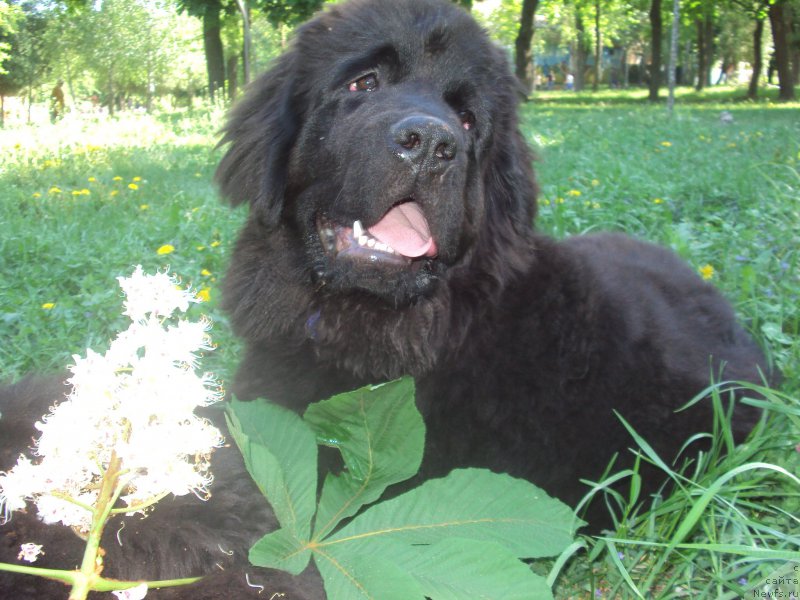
[0,107,244,381]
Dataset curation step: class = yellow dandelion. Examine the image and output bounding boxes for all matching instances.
[540,199,551,206]
[132,176,142,182]
[88,177,97,183]
[567,189,582,197]
[653,198,664,205]
[210,240,221,248]
[196,245,206,251]
[110,190,119,197]
[556,197,565,204]
[201,269,212,277]
[197,288,211,302]
[71,190,82,196]
[699,264,715,280]
[591,179,600,187]
[660,141,672,147]
[140,204,149,210]
[32,192,42,198]
[128,183,139,191]
[113,176,123,181]
[41,303,56,310]
[48,186,62,194]
[157,244,175,255]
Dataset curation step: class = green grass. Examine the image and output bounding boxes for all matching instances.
[0,107,245,381]
[1,90,798,598]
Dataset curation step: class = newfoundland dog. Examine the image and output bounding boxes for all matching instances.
[0,0,773,598]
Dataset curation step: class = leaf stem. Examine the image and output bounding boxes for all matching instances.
[0,562,204,591]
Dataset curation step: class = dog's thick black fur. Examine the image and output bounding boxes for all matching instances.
[0,0,774,598]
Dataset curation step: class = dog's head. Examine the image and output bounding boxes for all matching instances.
[217,0,536,306]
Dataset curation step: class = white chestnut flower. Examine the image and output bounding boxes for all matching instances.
[0,267,223,531]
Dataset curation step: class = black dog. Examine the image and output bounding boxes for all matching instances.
[0,0,773,598]
[218,0,769,506]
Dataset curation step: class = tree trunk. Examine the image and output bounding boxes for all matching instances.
[667,0,679,114]
[769,1,796,100]
[203,6,226,101]
[621,45,630,87]
[703,16,714,87]
[235,0,251,88]
[227,54,239,100]
[514,0,539,94]
[574,12,589,91]
[695,20,705,90]
[107,64,115,117]
[593,0,601,91]
[648,0,663,101]
[695,16,713,90]
[747,18,764,100]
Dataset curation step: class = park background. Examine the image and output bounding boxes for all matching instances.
[0,0,799,598]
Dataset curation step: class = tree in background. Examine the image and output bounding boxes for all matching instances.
[515,0,540,92]
[722,0,767,99]
[648,0,663,100]
[179,0,227,101]
[0,0,22,125]
[0,2,48,123]
[769,0,796,100]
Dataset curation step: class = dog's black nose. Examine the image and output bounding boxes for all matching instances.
[390,115,457,172]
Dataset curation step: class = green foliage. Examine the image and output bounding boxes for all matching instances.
[259,0,325,26]
[227,379,579,599]
[558,382,800,599]
[0,1,22,75]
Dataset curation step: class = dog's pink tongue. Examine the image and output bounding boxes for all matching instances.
[368,202,437,258]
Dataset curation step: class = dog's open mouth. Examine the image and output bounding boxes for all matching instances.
[317,200,438,266]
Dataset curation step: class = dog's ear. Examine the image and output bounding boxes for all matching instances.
[215,51,298,224]
[483,62,538,236]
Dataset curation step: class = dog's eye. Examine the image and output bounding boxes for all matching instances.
[348,74,378,92]
[458,110,476,131]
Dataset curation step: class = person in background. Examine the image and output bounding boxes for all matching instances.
[50,80,65,123]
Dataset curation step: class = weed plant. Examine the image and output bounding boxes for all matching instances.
[1,89,798,598]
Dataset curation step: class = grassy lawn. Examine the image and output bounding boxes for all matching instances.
[1,87,798,598]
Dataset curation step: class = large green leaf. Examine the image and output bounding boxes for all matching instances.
[322,469,578,559]
[314,552,425,600]
[402,538,554,600]
[232,384,579,600]
[226,398,318,539]
[304,378,423,539]
[248,528,313,576]
[313,469,574,599]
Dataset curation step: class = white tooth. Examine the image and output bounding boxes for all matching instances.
[367,238,376,248]
[375,242,388,252]
[353,220,364,238]
[358,235,368,246]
